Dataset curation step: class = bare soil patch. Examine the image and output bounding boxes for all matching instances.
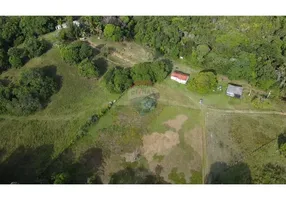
[142,131,180,162]
[163,114,188,132]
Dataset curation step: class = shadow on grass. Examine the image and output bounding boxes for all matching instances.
[0,144,54,183]
[278,132,286,149]
[42,65,63,92]
[109,165,169,184]
[94,57,108,77]
[43,147,103,184]
[205,161,252,184]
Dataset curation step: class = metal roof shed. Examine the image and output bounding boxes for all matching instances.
[226,84,243,98]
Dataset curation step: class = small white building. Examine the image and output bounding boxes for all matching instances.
[170,70,190,84]
[55,21,80,30]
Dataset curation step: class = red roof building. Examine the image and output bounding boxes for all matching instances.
[170,71,190,84]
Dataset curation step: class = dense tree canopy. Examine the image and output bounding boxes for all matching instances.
[19,16,57,37]
[188,71,218,94]
[0,16,59,74]
[7,47,27,68]
[0,68,57,115]
[130,60,173,84]
[24,37,49,58]
[105,67,133,93]
[78,59,99,78]
[104,24,122,42]
[60,41,93,65]
[132,16,286,96]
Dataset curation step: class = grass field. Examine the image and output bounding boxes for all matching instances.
[45,98,204,183]
[205,111,286,183]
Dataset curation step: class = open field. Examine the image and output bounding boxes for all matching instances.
[205,111,286,183]
[45,100,204,183]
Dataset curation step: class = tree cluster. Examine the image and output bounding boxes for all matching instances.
[0,68,57,115]
[187,71,218,94]
[60,41,100,78]
[130,17,286,97]
[104,59,173,94]
[0,16,56,72]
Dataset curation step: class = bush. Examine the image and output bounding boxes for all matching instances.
[188,71,217,94]
[0,68,57,115]
[105,67,133,93]
[52,172,70,184]
[251,95,271,109]
[24,37,49,58]
[78,59,99,78]
[104,24,122,41]
[7,47,27,68]
[133,95,157,115]
[60,41,93,65]
[130,60,173,84]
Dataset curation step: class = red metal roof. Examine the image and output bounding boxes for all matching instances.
[171,71,190,81]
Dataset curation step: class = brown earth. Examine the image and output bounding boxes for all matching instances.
[163,114,188,132]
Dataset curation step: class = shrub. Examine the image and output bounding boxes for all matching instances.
[105,67,133,93]
[60,41,93,65]
[24,37,49,58]
[78,59,99,78]
[188,71,217,94]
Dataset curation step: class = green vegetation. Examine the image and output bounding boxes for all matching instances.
[168,168,186,184]
[188,71,218,94]
[52,172,70,184]
[7,47,27,68]
[206,112,286,184]
[253,163,286,184]
[0,68,57,115]
[133,95,157,115]
[131,60,173,84]
[104,24,122,42]
[24,37,49,59]
[60,41,93,65]
[78,59,99,78]
[105,67,133,93]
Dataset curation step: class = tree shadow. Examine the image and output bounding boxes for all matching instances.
[278,132,286,149]
[109,166,169,184]
[94,57,108,77]
[0,148,6,163]
[43,147,104,184]
[42,65,63,92]
[0,144,54,183]
[205,161,252,184]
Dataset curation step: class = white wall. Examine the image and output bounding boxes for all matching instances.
[171,76,188,84]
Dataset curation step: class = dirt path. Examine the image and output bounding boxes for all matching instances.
[207,107,286,116]
[86,39,135,67]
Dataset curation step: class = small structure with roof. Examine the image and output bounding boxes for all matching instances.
[226,84,243,98]
[55,20,81,30]
[170,70,190,84]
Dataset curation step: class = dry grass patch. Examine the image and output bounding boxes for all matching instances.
[163,114,188,132]
[185,127,203,157]
[142,131,180,162]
